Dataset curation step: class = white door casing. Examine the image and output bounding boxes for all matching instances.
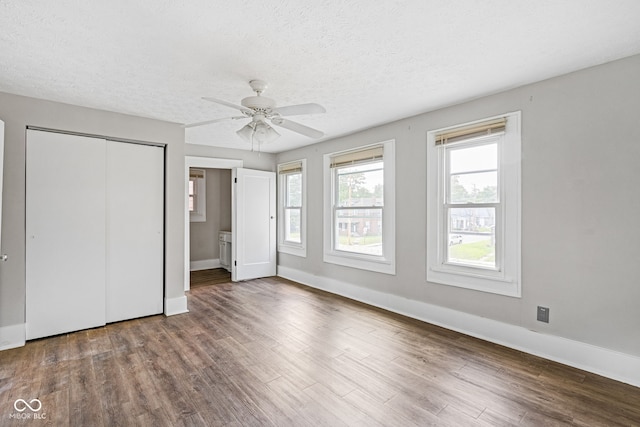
[232,168,276,281]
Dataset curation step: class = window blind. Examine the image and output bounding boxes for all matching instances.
[435,117,506,146]
[189,169,205,179]
[278,161,303,174]
[330,145,383,168]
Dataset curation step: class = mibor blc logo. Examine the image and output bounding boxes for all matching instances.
[9,398,46,420]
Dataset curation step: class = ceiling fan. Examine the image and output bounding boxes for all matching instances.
[185,79,326,145]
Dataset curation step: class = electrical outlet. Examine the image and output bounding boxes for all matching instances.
[537,306,549,323]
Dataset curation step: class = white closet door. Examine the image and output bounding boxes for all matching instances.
[106,141,164,323]
[26,130,107,340]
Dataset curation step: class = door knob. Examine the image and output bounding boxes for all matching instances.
[1,254,7,262]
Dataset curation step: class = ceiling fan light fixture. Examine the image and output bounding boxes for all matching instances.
[253,121,280,144]
[236,122,255,142]
[236,120,280,144]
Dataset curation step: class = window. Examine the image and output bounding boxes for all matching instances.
[278,160,306,257]
[324,141,395,274]
[427,112,521,297]
[189,168,206,222]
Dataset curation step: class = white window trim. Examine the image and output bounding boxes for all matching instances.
[277,159,307,257]
[189,168,206,223]
[323,140,396,275]
[426,112,521,297]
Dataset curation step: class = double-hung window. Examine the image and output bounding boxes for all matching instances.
[278,159,306,257]
[427,112,521,297]
[324,141,395,274]
[189,168,206,222]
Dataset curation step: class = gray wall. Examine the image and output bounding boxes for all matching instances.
[189,168,232,261]
[0,92,185,337]
[276,54,640,358]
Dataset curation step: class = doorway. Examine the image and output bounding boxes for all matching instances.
[184,157,242,291]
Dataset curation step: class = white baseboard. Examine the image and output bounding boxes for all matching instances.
[1,300,189,351]
[190,258,220,271]
[0,323,25,351]
[165,295,189,316]
[277,265,640,388]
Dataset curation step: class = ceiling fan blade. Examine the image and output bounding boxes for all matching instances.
[273,103,326,117]
[202,97,252,114]
[183,116,245,128]
[271,118,324,139]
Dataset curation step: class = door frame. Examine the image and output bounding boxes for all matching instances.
[184,156,243,291]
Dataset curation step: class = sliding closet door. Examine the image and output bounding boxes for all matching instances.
[0,120,4,248]
[106,141,164,323]
[26,130,107,340]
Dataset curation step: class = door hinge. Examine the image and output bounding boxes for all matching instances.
[234,177,237,183]
[234,260,237,266]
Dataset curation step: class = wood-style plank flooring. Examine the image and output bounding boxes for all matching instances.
[1,270,639,426]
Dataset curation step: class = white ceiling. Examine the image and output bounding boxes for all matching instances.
[1,1,639,153]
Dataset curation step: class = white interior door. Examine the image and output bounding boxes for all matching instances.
[26,130,107,340]
[106,141,164,323]
[232,168,276,281]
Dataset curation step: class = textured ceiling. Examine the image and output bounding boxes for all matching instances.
[1,1,640,153]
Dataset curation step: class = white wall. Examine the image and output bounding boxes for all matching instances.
[276,55,640,381]
[0,92,185,349]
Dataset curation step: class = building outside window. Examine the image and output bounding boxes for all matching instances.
[278,160,306,257]
[426,112,521,297]
[324,141,396,275]
[189,168,206,222]
[334,156,383,255]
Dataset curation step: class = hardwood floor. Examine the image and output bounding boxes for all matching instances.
[1,271,639,426]
[190,268,232,288]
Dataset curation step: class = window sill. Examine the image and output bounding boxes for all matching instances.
[427,266,520,297]
[278,243,306,258]
[324,251,395,275]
